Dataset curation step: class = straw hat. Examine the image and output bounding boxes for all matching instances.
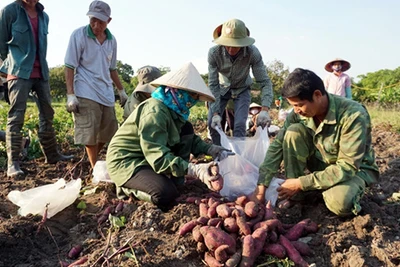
[150,62,215,102]
[249,102,262,115]
[213,19,255,47]
[325,58,351,72]
[134,66,162,94]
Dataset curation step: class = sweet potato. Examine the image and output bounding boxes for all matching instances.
[239,235,255,267]
[200,226,236,254]
[208,217,223,227]
[235,195,248,206]
[235,212,251,236]
[199,203,208,218]
[279,235,309,267]
[179,219,199,236]
[268,230,278,243]
[196,216,209,225]
[215,244,230,263]
[185,196,202,205]
[192,225,203,242]
[263,243,286,259]
[197,242,207,253]
[204,252,224,267]
[264,200,276,220]
[115,201,124,213]
[208,201,220,218]
[247,205,265,228]
[304,221,319,234]
[252,227,268,259]
[291,241,312,256]
[244,201,259,218]
[211,178,224,192]
[216,203,232,218]
[253,219,285,234]
[284,218,311,241]
[223,217,239,233]
[68,244,83,259]
[225,249,242,267]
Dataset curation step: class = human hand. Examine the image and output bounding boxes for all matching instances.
[118,89,128,107]
[256,110,271,128]
[248,184,267,203]
[211,114,222,129]
[207,144,235,161]
[66,94,80,113]
[187,162,224,192]
[277,178,302,199]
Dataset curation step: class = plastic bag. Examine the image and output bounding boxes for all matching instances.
[278,108,293,121]
[265,177,285,207]
[7,178,82,218]
[216,126,270,167]
[92,160,114,184]
[218,155,258,201]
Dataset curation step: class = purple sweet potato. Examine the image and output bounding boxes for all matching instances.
[264,200,277,220]
[216,203,232,218]
[208,217,223,227]
[179,219,199,236]
[200,226,236,254]
[215,244,230,263]
[263,243,286,259]
[291,241,313,256]
[204,252,223,267]
[268,230,278,243]
[247,205,265,228]
[68,244,83,259]
[253,219,285,234]
[284,218,311,241]
[304,221,319,234]
[235,212,251,236]
[252,228,268,259]
[192,225,203,242]
[279,235,309,267]
[244,201,259,218]
[223,217,239,233]
[239,235,255,267]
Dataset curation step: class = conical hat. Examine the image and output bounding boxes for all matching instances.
[150,62,215,102]
[325,58,351,72]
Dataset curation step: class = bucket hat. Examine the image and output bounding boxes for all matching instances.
[150,62,215,102]
[213,19,255,47]
[325,58,351,72]
[87,1,111,22]
[134,66,162,94]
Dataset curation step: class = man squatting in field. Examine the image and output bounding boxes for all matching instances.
[250,68,379,216]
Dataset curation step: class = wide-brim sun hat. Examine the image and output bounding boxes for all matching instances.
[213,18,255,47]
[150,62,215,102]
[325,58,351,72]
[134,66,162,94]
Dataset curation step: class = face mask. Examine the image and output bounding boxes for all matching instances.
[332,64,342,72]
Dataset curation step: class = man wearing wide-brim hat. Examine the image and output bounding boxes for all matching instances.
[123,66,162,121]
[106,62,234,210]
[207,18,273,146]
[324,58,352,99]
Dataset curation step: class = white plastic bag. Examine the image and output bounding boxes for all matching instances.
[278,108,293,121]
[92,160,114,184]
[7,178,82,218]
[265,177,285,207]
[219,155,258,201]
[216,126,270,167]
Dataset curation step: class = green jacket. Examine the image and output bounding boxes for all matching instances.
[106,98,212,186]
[259,94,379,189]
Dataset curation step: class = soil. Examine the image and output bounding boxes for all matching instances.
[0,117,399,267]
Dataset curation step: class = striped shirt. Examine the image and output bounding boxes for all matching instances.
[208,45,273,114]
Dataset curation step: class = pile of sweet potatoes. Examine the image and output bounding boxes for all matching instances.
[178,194,318,267]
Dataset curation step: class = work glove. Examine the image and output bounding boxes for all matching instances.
[118,89,128,107]
[211,114,222,129]
[256,110,271,128]
[207,144,235,161]
[187,162,224,192]
[66,94,80,113]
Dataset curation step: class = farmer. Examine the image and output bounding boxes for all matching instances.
[246,102,262,136]
[0,0,72,179]
[207,18,273,145]
[250,68,379,216]
[106,62,233,210]
[65,0,127,168]
[324,58,352,99]
[123,66,162,121]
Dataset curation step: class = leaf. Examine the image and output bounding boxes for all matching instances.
[109,214,126,230]
[82,186,98,196]
[76,200,87,210]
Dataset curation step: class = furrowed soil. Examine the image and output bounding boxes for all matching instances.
[0,116,399,267]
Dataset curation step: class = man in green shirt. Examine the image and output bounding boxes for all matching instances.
[250,68,379,216]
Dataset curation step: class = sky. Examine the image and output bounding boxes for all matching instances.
[1,0,399,81]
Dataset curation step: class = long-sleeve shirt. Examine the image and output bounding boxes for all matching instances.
[208,45,273,115]
[106,98,212,186]
[324,72,351,99]
[258,94,379,190]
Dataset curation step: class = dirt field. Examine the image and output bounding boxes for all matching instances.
[0,121,399,267]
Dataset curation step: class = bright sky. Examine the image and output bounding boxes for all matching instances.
[1,0,399,81]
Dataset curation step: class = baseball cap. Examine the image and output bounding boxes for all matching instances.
[87,1,111,22]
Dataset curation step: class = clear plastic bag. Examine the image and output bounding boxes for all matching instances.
[216,126,270,167]
[7,178,82,218]
[265,177,285,207]
[92,160,114,184]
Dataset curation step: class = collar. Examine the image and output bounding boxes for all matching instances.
[300,94,337,130]
[86,25,113,40]
[221,46,248,58]
[16,0,45,12]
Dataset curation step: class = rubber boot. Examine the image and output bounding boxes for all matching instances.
[38,131,73,164]
[6,132,25,179]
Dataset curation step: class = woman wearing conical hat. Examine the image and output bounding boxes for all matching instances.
[106,62,234,211]
[324,58,352,99]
